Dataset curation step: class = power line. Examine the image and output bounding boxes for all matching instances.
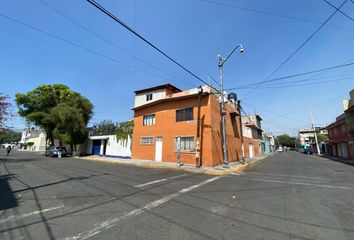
[36,0,195,88]
[266,94,347,124]
[242,102,309,125]
[242,0,348,99]
[85,0,219,93]
[200,0,354,34]
[227,61,354,90]
[208,74,220,87]
[321,0,354,21]
[239,105,258,129]
[237,76,354,89]
[0,12,181,84]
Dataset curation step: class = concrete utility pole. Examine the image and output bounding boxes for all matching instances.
[217,44,244,168]
[195,86,203,168]
[237,100,245,164]
[310,109,321,155]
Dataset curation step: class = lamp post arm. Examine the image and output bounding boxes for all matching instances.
[222,44,243,66]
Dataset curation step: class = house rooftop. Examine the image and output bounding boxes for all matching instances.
[134,84,182,94]
[132,85,214,110]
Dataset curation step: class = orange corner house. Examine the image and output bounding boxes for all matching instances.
[131,84,246,167]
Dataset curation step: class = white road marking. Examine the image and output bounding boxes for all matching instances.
[134,174,188,188]
[0,205,64,224]
[250,178,354,190]
[62,176,221,240]
[246,172,341,181]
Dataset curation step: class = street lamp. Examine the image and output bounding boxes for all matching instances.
[217,44,244,168]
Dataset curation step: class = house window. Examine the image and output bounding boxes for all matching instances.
[174,136,195,151]
[146,93,153,101]
[143,114,155,126]
[341,124,346,133]
[176,108,194,122]
[140,137,154,145]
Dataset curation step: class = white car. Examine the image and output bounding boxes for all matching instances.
[277,147,283,152]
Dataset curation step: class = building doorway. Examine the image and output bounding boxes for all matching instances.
[249,143,254,158]
[92,140,101,155]
[155,137,163,162]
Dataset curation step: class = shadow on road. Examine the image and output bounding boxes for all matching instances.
[0,174,18,210]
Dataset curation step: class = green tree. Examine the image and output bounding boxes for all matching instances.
[316,133,328,143]
[116,120,133,141]
[91,120,117,136]
[16,84,93,154]
[51,102,92,153]
[276,134,297,148]
[0,94,11,129]
[0,129,22,144]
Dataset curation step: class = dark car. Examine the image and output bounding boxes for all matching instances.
[48,146,68,157]
[301,148,313,154]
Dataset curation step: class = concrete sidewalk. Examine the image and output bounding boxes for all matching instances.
[76,154,273,175]
[319,154,354,166]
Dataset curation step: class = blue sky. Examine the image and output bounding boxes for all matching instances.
[1,0,354,136]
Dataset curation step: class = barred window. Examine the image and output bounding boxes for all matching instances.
[176,108,193,122]
[143,114,155,126]
[175,136,195,151]
[140,137,154,145]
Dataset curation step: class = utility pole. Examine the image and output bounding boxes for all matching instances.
[196,86,203,168]
[310,109,321,155]
[217,44,244,168]
[237,100,245,164]
[218,56,229,167]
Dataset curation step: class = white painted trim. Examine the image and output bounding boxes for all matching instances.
[250,178,354,190]
[0,205,64,224]
[134,174,188,188]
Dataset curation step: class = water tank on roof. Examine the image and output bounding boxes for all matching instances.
[228,92,237,101]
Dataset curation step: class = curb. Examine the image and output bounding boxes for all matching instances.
[74,153,272,175]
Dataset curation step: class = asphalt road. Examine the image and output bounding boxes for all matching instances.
[1,150,354,240]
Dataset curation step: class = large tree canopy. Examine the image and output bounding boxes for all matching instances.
[0,94,11,129]
[16,84,93,150]
[0,129,21,144]
[275,134,297,148]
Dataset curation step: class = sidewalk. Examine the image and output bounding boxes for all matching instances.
[76,154,273,175]
[319,154,354,166]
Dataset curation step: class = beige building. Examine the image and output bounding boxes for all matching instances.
[20,129,46,151]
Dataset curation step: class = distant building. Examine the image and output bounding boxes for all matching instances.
[326,113,352,159]
[298,128,316,148]
[241,115,263,157]
[85,123,132,158]
[20,128,46,152]
[325,88,354,160]
[262,132,275,154]
[343,88,354,153]
[131,84,245,167]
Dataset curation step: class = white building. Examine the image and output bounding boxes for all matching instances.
[20,129,47,152]
[86,135,131,158]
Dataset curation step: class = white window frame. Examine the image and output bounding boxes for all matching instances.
[140,136,154,145]
[143,114,155,126]
[174,136,195,152]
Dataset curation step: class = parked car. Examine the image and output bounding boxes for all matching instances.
[277,147,283,152]
[48,146,68,157]
[300,148,313,154]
